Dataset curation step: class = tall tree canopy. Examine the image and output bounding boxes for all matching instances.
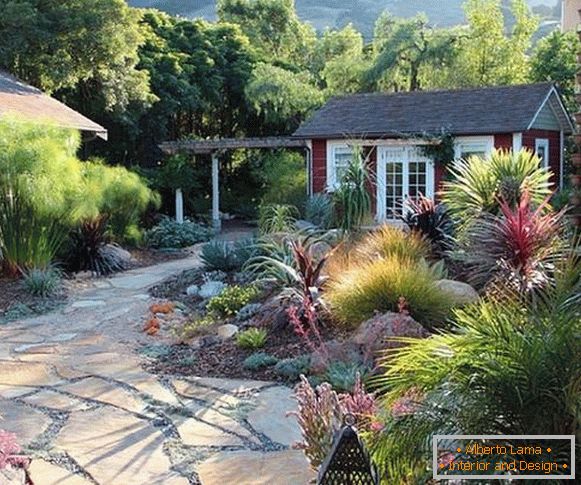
[368,12,458,92]
[217,0,316,68]
[530,30,580,112]
[0,0,152,111]
[441,0,538,87]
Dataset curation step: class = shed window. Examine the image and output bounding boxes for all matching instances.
[333,145,353,185]
[454,136,494,161]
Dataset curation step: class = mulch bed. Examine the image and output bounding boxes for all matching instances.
[0,277,68,324]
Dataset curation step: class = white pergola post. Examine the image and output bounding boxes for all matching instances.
[175,188,184,224]
[212,152,221,232]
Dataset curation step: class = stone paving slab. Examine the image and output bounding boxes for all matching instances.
[54,408,188,485]
[0,256,311,485]
[197,450,315,485]
[27,460,93,485]
[0,400,50,446]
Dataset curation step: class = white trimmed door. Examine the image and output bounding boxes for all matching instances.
[376,146,435,222]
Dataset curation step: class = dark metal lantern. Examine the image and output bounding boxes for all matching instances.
[317,415,379,485]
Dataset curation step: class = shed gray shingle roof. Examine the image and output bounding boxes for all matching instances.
[0,70,107,139]
[293,83,572,139]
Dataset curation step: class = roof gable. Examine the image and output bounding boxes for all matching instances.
[0,70,107,140]
[294,83,572,139]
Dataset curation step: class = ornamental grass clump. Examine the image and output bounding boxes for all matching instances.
[236,328,268,350]
[326,255,451,328]
[357,225,430,262]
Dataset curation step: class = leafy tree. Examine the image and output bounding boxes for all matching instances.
[0,0,152,111]
[245,63,324,134]
[310,24,368,93]
[367,12,458,92]
[530,29,580,112]
[217,0,316,68]
[442,0,538,88]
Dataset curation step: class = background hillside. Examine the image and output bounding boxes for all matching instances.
[129,0,561,38]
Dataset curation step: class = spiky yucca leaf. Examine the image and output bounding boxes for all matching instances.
[441,149,552,230]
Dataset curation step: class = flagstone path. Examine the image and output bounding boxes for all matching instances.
[0,256,314,485]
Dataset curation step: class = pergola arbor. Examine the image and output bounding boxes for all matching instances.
[159,137,310,231]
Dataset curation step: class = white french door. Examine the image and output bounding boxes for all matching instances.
[376,146,435,222]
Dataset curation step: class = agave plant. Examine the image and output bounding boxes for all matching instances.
[460,191,566,292]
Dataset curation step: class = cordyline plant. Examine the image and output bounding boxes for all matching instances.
[461,191,566,292]
[289,374,378,470]
[0,430,33,484]
[401,195,454,256]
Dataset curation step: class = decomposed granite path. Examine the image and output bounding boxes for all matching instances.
[0,256,314,485]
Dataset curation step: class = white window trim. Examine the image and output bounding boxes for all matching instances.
[376,146,435,222]
[535,138,550,168]
[454,135,494,160]
[326,141,352,191]
[513,133,522,153]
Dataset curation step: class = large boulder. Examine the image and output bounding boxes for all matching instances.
[351,312,429,356]
[216,324,239,339]
[435,279,479,306]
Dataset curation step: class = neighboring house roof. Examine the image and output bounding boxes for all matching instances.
[0,70,107,140]
[293,83,574,139]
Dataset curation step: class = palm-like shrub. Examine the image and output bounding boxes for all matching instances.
[441,149,552,229]
[402,196,454,256]
[370,296,581,482]
[460,192,566,291]
[325,256,451,328]
[334,147,372,232]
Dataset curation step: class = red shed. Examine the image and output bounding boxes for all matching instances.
[293,83,573,222]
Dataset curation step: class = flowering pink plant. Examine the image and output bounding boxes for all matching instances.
[0,429,33,485]
[289,373,379,470]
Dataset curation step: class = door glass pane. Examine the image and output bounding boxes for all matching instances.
[386,161,403,219]
[407,158,427,202]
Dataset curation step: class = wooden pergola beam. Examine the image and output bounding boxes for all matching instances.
[159,136,309,155]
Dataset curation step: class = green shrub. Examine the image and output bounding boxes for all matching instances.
[274,355,311,381]
[258,204,298,234]
[305,194,335,229]
[243,352,279,370]
[174,315,215,340]
[441,149,552,230]
[236,328,268,350]
[22,267,61,297]
[324,361,369,393]
[259,151,307,209]
[145,217,212,249]
[206,285,260,318]
[326,256,452,328]
[82,161,159,243]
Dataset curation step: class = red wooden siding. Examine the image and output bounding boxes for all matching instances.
[312,139,327,193]
[522,129,561,188]
[494,133,513,150]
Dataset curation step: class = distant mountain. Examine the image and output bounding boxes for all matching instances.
[128,0,561,38]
